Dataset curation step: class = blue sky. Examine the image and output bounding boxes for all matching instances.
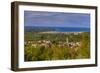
[24,11,90,28]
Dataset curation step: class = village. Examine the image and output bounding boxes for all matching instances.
[24,32,90,61]
[24,38,81,50]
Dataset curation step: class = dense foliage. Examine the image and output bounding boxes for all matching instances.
[24,32,90,61]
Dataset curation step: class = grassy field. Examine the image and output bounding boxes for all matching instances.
[24,32,90,61]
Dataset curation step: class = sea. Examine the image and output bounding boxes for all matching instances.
[24,26,90,32]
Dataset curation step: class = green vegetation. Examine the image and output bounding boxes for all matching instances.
[24,32,90,61]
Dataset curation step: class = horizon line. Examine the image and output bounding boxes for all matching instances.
[24,26,90,28]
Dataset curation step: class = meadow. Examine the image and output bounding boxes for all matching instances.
[24,31,90,61]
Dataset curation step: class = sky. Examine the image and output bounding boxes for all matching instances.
[24,11,90,28]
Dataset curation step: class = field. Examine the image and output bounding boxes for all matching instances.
[24,31,90,61]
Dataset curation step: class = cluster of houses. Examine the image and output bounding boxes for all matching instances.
[24,39,81,49]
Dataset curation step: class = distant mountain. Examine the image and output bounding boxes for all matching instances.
[24,26,90,32]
